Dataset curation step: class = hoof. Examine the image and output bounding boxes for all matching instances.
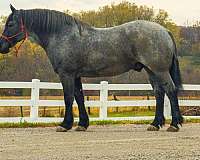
[147,125,159,131]
[167,126,179,132]
[75,126,87,132]
[56,126,68,132]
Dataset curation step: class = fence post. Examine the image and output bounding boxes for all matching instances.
[100,81,108,120]
[164,94,171,118]
[30,79,40,121]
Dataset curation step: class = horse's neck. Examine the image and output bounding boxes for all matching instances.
[26,21,99,52]
[27,31,42,45]
[27,28,51,49]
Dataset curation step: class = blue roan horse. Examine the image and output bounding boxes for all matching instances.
[0,5,183,132]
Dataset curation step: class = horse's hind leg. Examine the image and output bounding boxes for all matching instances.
[154,71,183,132]
[147,74,165,131]
[161,74,183,132]
[144,69,165,131]
[74,77,89,131]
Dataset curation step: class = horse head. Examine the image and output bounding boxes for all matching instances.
[0,5,28,54]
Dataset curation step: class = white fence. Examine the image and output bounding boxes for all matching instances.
[0,79,200,123]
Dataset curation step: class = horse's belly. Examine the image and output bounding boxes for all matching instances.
[80,65,130,77]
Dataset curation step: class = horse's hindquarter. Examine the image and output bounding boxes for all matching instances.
[125,20,174,72]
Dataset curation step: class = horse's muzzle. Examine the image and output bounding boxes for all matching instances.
[0,38,10,54]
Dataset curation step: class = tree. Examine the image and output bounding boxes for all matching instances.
[191,42,200,57]
[178,39,192,56]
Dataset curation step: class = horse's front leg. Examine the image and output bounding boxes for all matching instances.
[56,74,75,132]
[74,77,89,131]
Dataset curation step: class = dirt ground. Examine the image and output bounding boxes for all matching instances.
[1,124,200,160]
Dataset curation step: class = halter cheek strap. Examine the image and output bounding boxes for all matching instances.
[1,18,28,57]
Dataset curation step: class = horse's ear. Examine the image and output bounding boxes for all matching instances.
[10,4,16,13]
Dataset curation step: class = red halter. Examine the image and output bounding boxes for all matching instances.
[1,18,28,57]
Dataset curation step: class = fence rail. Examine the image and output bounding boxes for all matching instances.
[0,79,200,123]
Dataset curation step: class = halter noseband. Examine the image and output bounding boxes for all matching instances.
[1,18,28,56]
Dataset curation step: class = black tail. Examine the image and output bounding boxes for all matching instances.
[168,31,182,90]
[170,55,182,90]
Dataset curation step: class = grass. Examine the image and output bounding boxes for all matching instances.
[1,118,200,128]
[0,121,59,128]
[88,110,155,118]
[108,110,154,117]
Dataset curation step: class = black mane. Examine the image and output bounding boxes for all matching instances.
[19,9,88,34]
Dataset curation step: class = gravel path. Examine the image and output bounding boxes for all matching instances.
[1,124,200,160]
